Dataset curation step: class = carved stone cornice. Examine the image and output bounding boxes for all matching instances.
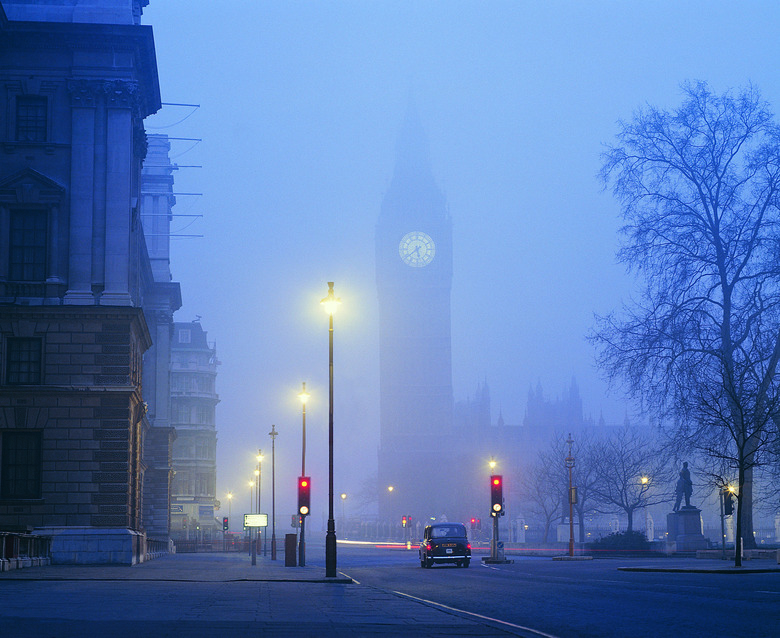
[67,79,102,108]
[67,79,143,115]
[103,80,142,111]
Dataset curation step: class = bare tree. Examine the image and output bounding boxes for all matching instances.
[593,81,780,564]
[590,426,673,532]
[518,452,563,544]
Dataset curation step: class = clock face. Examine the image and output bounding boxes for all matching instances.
[399,231,435,267]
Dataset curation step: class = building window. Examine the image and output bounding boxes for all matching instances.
[175,404,190,424]
[178,329,191,344]
[16,96,47,142]
[9,209,47,281]
[6,338,42,385]
[0,431,42,499]
[196,405,212,424]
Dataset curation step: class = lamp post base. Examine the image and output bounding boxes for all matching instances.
[325,526,337,577]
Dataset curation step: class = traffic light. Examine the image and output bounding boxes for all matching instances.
[470,517,476,530]
[298,476,311,516]
[723,490,734,516]
[222,517,229,531]
[402,516,407,527]
[490,475,503,517]
[476,518,481,530]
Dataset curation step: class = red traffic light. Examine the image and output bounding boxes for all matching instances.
[298,476,311,516]
[490,474,503,516]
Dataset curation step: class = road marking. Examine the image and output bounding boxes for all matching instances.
[390,589,560,638]
[756,591,780,595]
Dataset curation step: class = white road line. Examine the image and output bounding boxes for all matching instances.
[390,589,560,638]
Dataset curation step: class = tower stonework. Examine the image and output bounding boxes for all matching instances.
[376,105,456,523]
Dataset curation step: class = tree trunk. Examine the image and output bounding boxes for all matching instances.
[741,464,757,549]
[626,508,633,533]
[735,464,745,567]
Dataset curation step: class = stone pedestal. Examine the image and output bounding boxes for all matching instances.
[666,507,708,552]
[35,527,146,565]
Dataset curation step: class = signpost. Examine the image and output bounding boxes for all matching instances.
[244,514,268,565]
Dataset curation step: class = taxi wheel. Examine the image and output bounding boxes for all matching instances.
[462,559,470,568]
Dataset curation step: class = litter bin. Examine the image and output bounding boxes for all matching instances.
[285,533,297,567]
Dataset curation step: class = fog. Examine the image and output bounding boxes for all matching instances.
[141,1,780,524]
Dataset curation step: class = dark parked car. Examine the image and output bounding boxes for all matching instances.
[419,522,471,568]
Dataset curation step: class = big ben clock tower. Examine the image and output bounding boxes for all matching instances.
[376,104,455,522]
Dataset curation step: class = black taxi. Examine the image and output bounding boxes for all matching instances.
[419,522,471,568]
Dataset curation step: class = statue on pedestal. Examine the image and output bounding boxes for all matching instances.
[672,461,693,511]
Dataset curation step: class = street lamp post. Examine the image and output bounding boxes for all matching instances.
[269,424,278,560]
[248,479,255,561]
[340,493,347,533]
[225,491,233,551]
[298,383,310,566]
[565,434,575,557]
[321,281,340,578]
[256,451,264,557]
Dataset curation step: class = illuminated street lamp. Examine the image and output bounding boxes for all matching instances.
[488,457,497,472]
[640,477,650,539]
[298,382,310,566]
[340,493,347,531]
[321,281,340,578]
[227,491,233,531]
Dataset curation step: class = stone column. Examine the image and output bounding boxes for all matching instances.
[101,80,138,306]
[64,80,98,305]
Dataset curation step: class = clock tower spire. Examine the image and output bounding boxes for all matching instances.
[376,103,454,522]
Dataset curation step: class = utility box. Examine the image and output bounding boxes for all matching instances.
[284,534,297,567]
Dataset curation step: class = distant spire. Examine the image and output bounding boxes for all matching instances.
[392,96,434,184]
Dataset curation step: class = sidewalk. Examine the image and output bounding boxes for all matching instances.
[0,550,354,583]
[0,552,530,637]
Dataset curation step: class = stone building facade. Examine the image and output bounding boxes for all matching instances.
[169,322,219,542]
[0,1,176,564]
[139,135,181,544]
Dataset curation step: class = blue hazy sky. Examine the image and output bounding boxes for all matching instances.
[142,1,780,518]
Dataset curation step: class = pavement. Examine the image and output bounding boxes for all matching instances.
[0,551,534,637]
[2,550,778,637]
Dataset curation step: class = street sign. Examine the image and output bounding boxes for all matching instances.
[171,505,183,513]
[244,513,268,528]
